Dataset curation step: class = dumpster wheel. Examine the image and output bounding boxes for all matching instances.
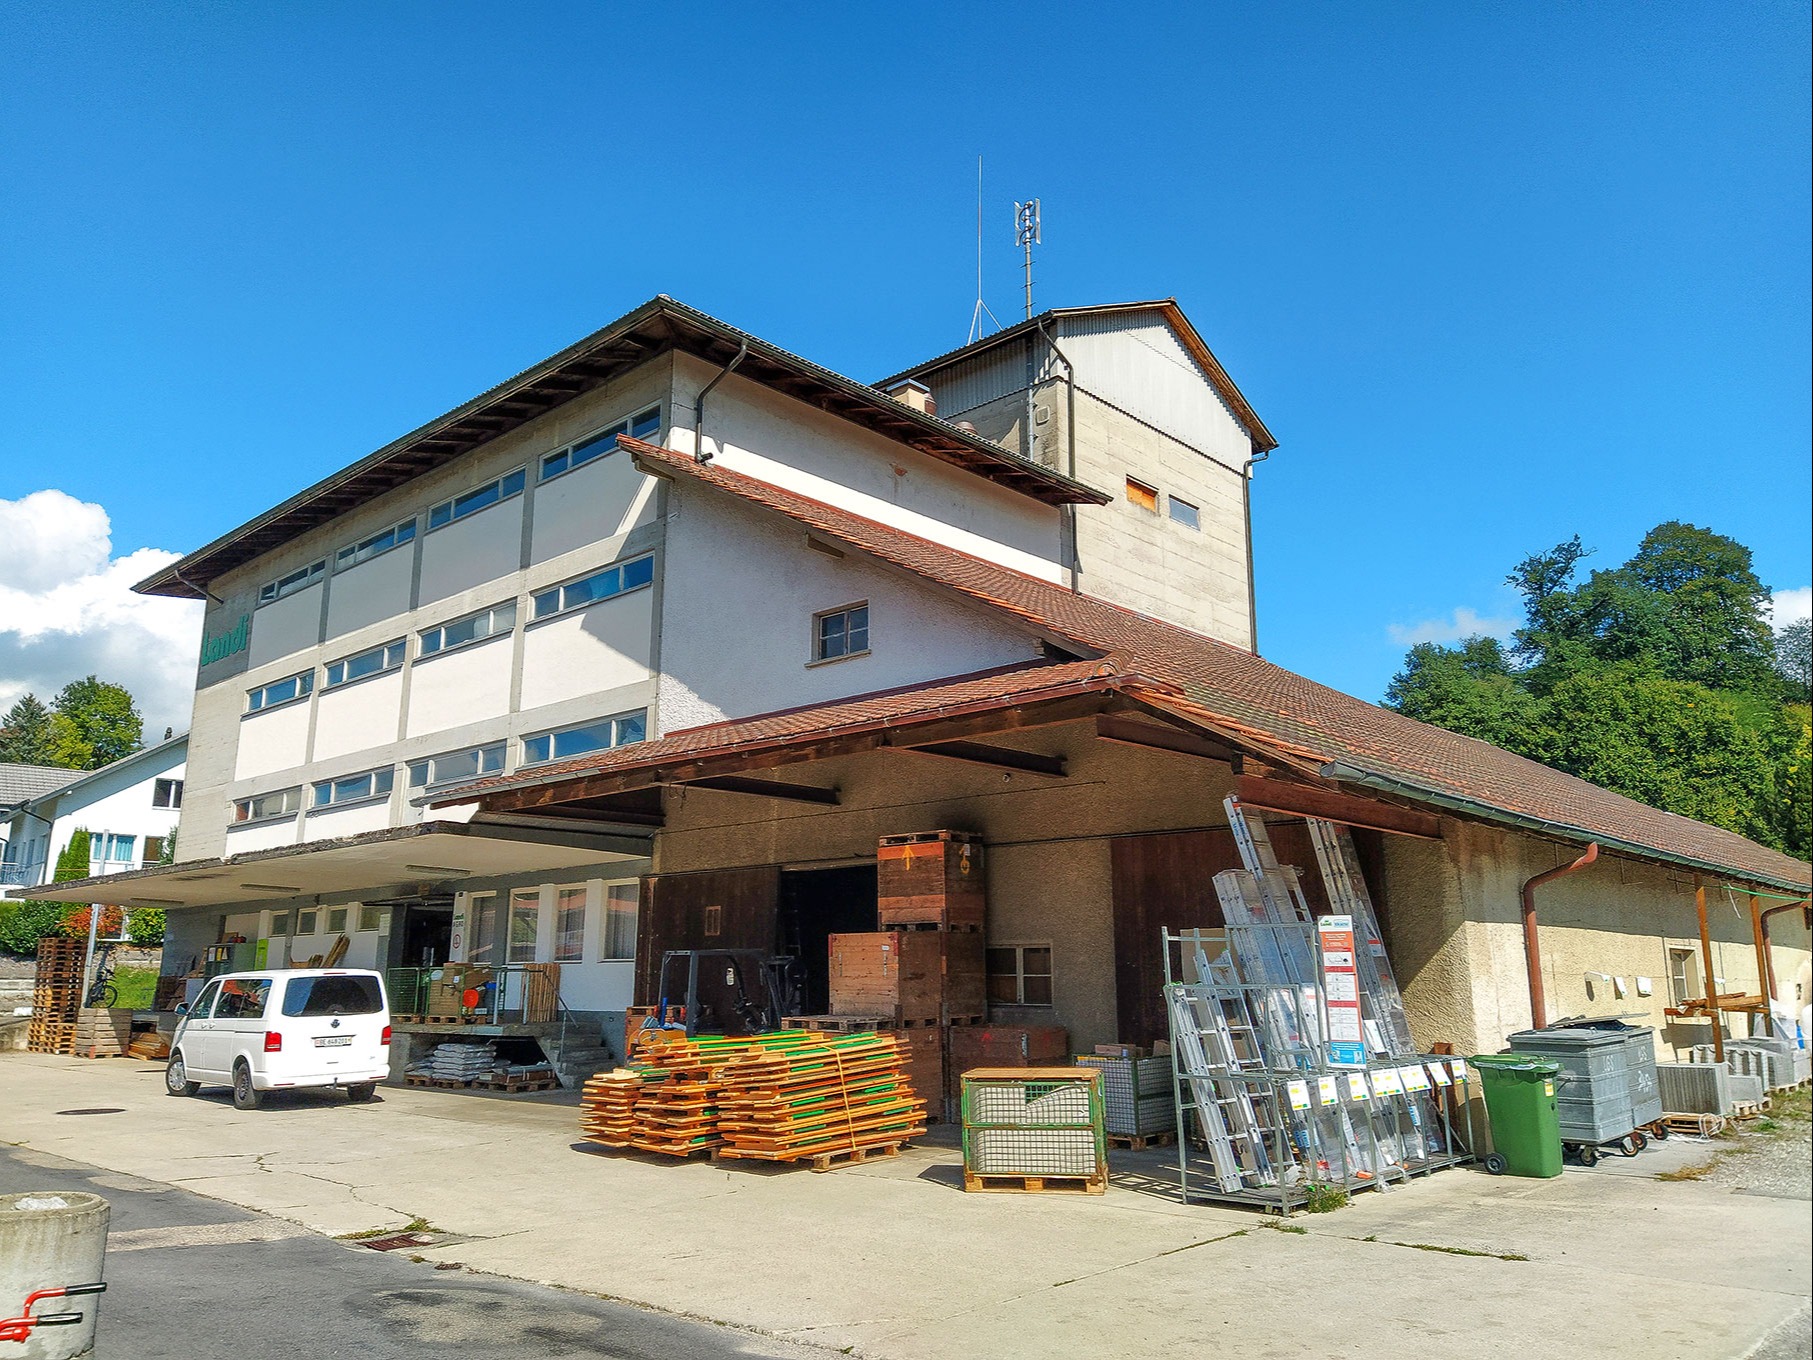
[1482,1153,1507,1176]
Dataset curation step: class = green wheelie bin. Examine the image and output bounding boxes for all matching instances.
[1468,1054,1564,1178]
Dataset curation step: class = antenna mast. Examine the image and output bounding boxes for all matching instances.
[1014,198,1041,319]
[967,156,1000,344]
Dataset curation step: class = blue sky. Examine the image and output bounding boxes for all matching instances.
[2,3,1808,734]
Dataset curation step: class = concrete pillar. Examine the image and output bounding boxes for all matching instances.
[0,1191,108,1359]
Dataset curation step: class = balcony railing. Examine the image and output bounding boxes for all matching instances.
[0,863,45,889]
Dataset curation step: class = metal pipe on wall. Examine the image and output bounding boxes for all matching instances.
[1519,842,1599,1029]
[692,340,749,464]
[1241,450,1270,655]
[1033,317,1080,592]
[1695,879,1723,1062]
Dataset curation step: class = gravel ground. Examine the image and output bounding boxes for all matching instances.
[1701,1087,1813,1200]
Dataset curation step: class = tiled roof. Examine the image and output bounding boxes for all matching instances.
[451,438,1812,892]
[0,762,80,808]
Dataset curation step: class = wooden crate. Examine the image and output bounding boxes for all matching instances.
[947,1024,1070,1110]
[877,831,985,929]
[828,931,985,1025]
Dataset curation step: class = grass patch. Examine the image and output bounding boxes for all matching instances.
[1261,1220,1307,1234]
[1389,1240,1530,1262]
[110,965,158,1010]
[339,1216,437,1240]
[1302,1183,1349,1214]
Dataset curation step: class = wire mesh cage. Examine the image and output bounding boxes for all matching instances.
[961,1068,1108,1190]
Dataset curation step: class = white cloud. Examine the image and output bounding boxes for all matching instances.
[1387,607,1519,647]
[1770,586,1811,630]
[0,490,203,743]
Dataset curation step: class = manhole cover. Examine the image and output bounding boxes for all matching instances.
[360,1232,440,1252]
[56,1108,126,1116]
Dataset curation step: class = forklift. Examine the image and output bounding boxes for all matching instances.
[635,949,799,1046]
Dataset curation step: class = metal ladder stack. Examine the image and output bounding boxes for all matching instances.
[1306,818,1414,1055]
[1165,963,1281,1194]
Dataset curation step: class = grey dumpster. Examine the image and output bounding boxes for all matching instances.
[1506,1027,1639,1145]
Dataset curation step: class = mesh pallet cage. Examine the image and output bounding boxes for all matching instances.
[961,1067,1108,1193]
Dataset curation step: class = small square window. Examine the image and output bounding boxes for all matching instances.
[1168,497,1200,530]
[814,603,869,662]
[358,905,384,933]
[986,944,1054,1007]
[297,908,319,936]
[326,907,349,935]
[1126,478,1159,513]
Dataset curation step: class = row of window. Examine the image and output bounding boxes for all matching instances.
[1124,476,1200,530]
[254,405,662,607]
[230,709,647,823]
[267,903,389,938]
[465,882,640,965]
[245,553,654,715]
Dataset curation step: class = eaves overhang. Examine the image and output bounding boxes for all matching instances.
[135,297,1106,600]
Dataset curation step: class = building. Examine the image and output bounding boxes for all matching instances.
[1,737,187,895]
[29,295,1810,1080]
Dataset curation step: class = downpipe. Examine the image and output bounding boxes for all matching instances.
[692,339,749,465]
[1520,842,1599,1029]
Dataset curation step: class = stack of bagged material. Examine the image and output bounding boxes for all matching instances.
[715,1032,926,1165]
[428,1041,499,1083]
[1075,1053,1175,1137]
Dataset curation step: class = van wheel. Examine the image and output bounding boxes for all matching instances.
[165,1053,199,1097]
[346,1083,377,1103]
[232,1061,262,1110]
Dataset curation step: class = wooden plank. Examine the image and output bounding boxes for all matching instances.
[679,775,839,805]
[1233,775,1442,840]
[894,740,1065,777]
[1093,714,1240,764]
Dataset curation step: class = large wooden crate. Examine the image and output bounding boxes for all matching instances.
[828,931,985,1025]
[70,1007,132,1059]
[877,831,985,930]
[947,1024,1070,1112]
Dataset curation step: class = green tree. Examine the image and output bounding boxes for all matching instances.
[1775,618,1812,700]
[0,901,70,955]
[126,906,167,949]
[1605,522,1777,693]
[1384,636,1544,753]
[0,694,56,765]
[1534,667,1777,842]
[1768,705,1811,859]
[47,677,142,770]
[54,829,94,881]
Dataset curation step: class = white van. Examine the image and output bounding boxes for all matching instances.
[166,969,391,1109]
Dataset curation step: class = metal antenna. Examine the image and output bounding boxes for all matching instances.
[967,156,1000,344]
[1014,198,1041,319]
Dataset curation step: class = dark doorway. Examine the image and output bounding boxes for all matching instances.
[777,865,878,1016]
[398,902,453,969]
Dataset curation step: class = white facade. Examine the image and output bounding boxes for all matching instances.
[0,737,188,895]
[143,298,1270,1023]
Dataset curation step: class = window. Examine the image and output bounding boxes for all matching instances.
[324,640,405,689]
[336,517,417,569]
[427,469,526,530]
[258,560,326,606]
[233,787,302,824]
[539,406,662,481]
[531,555,654,620]
[601,882,639,961]
[813,603,869,662]
[420,601,516,657]
[1168,496,1200,530]
[357,905,387,933]
[554,887,586,963]
[467,892,499,964]
[987,944,1054,1006]
[153,778,184,809]
[407,743,506,789]
[91,833,136,866]
[247,670,314,714]
[1668,947,1700,1007]
[326,907,349,935]
[521,712,646,766]
[281,974,383,1017]
[269,911,292,937]
[312,766,396,808]
[1125,478,1159,513]
[189,979,221,1018]
[214,977,272,1021]
[507,889,540,963]
[296,908,319,936]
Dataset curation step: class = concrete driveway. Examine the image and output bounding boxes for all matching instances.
[2,1053,1807,1360]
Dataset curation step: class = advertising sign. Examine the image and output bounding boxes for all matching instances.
[1317,913,1366,1068]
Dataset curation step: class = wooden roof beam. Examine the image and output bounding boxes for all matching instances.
[892,739,1065,778]
[676,775,840,806]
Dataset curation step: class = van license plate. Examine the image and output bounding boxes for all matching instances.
[314,1036,353,1047]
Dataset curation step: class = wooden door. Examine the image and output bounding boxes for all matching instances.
[1109,822,1351,1047]
[635,866,781,1006]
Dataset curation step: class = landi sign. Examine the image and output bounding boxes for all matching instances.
[200,614,250,667]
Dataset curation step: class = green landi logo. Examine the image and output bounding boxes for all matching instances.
[200,614,250,667]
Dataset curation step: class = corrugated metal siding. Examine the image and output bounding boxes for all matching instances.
[923,342,1031,417]
[1057,311,1249,451]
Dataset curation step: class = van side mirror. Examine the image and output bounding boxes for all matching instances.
[174,1002,189,1016]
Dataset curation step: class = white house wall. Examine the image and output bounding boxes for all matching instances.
[233,702,312,781]
[312,672,405,763]
[656,482,1045,732]
[671,353,1067,583]
[0,746,187,890]
[519,588,656,712]
[405,635,514,739]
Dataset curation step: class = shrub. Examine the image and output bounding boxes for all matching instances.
[0,900,75,955]
[126,906,167,949]
[61,905,124,940]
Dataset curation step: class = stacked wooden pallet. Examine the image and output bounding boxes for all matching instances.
[27,937,84,1055]
[128,1030,172,1061]
[578,1031,926,1169]
[715,1032,926,1170]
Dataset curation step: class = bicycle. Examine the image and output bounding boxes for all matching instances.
[85,942,119,1009]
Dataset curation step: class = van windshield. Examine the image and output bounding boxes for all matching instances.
[281,975,384,1017]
